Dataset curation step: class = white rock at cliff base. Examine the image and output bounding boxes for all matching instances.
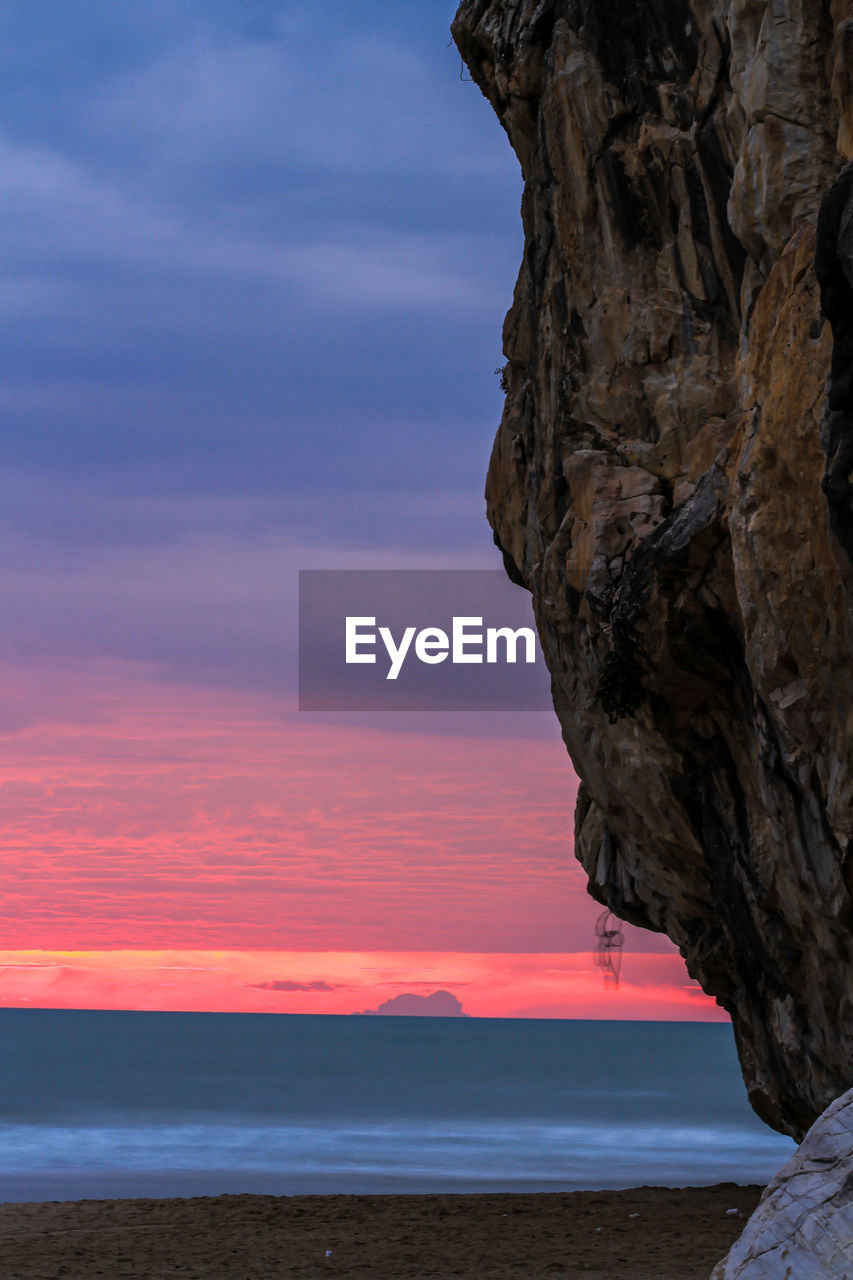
[711,1088,853,1278]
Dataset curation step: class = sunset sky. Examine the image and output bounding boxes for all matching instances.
[0,1,723,1020]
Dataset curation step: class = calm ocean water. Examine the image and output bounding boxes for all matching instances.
[0,1011,794,1202]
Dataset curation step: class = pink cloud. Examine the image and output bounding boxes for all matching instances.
[0,658,613,955]
[0,658,703,1026]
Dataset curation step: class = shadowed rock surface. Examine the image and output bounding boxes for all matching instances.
[452,0,853,1139]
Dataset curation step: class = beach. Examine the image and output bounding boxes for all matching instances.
[0,1185,762,1279]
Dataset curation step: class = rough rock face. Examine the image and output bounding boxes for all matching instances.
[711,1087,853,1277]
[452,0,853,1139]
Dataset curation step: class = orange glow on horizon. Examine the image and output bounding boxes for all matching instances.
[0,949,728,1021]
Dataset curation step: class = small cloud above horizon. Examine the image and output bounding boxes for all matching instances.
[248,979,339,992]
[376,979,470,987]
[356,989,469,1017]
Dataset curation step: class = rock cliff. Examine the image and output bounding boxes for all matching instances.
[452,0,853,1139]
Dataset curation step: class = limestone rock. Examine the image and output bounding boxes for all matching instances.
[711,1089,853,1278]
[452,0,853,1138]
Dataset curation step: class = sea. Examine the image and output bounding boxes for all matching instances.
[0,1010,795,1202]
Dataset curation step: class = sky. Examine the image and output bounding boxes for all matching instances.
[0,0,724,1020]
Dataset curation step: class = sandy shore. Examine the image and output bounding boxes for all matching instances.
[0,1184,762,1279]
